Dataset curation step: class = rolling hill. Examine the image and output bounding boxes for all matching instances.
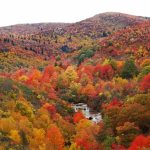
[0,12,149,67]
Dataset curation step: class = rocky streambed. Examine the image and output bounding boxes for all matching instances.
[72,103,102,124]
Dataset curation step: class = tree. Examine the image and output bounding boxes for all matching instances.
[140,59,150,68]
[118,103,150,133]
[28,128,46,149]
[73,112,85,124]
[64,66,78,83]
[85,49,94,58]
[78,65,94,81]
[43,103,56,118]
[56,118,75,145]
[116,122,140,147]
[81,83,97,97]
[46,124,64,150]
[101,65,114,80]
[129,135,150,150]
[0,117,16,132]
[102,99,122,134]
[26,69,42,87]
[94,64,114,80]
[69,82,81,95]
[11,69,26,80]
[140,73,150,92]
[113,77,129,95]
[138,65,150,80]
[75,119,100,150]
[41,65,55,83]
[103,58,117,70]
[77,49,94,64]
[94,64,102,77]
[76,119,92,133]
[75,130,100,150]
[69,143,81,150]
[102,98,122,110]
[121,59,138,79]
[9,130,21,144]
[33,108,51,129]
[57,66,78,89]
[78,53,86,64]
[48,86,58,100]
[65,81,81,102]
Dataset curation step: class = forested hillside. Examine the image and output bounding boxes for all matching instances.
[0,12,150,150]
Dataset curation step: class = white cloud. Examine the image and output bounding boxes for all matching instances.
[0,0,149,27]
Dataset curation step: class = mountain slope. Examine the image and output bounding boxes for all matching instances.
[65,12,149,38]
[78,20,150,66]
[0,12,149,72]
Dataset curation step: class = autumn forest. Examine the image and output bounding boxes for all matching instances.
[0,12,150,150]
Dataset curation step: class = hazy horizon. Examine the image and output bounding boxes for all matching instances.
[0,0,150,27]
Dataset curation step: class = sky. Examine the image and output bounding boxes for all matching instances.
[0,0,149,27]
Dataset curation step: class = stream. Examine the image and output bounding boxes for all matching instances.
[72,103,102,124]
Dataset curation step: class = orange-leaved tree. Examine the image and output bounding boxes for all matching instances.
[46,124,64,150]
[73,112,85,124]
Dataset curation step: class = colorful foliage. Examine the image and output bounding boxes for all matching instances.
[140,73,150,92]
[129,135,150,150]
[73,112,85,124]
[0,13,150,150]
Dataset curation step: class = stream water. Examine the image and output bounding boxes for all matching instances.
[72,103,102,124]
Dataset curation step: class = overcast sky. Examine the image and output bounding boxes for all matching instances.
[0,0,149,27]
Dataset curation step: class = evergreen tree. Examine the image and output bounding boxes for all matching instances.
[121,59,138,79]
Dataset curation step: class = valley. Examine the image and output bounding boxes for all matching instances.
[0,12,150,150]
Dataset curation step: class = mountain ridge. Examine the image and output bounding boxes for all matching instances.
[0,12,149,72]
[0,12,149,35]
